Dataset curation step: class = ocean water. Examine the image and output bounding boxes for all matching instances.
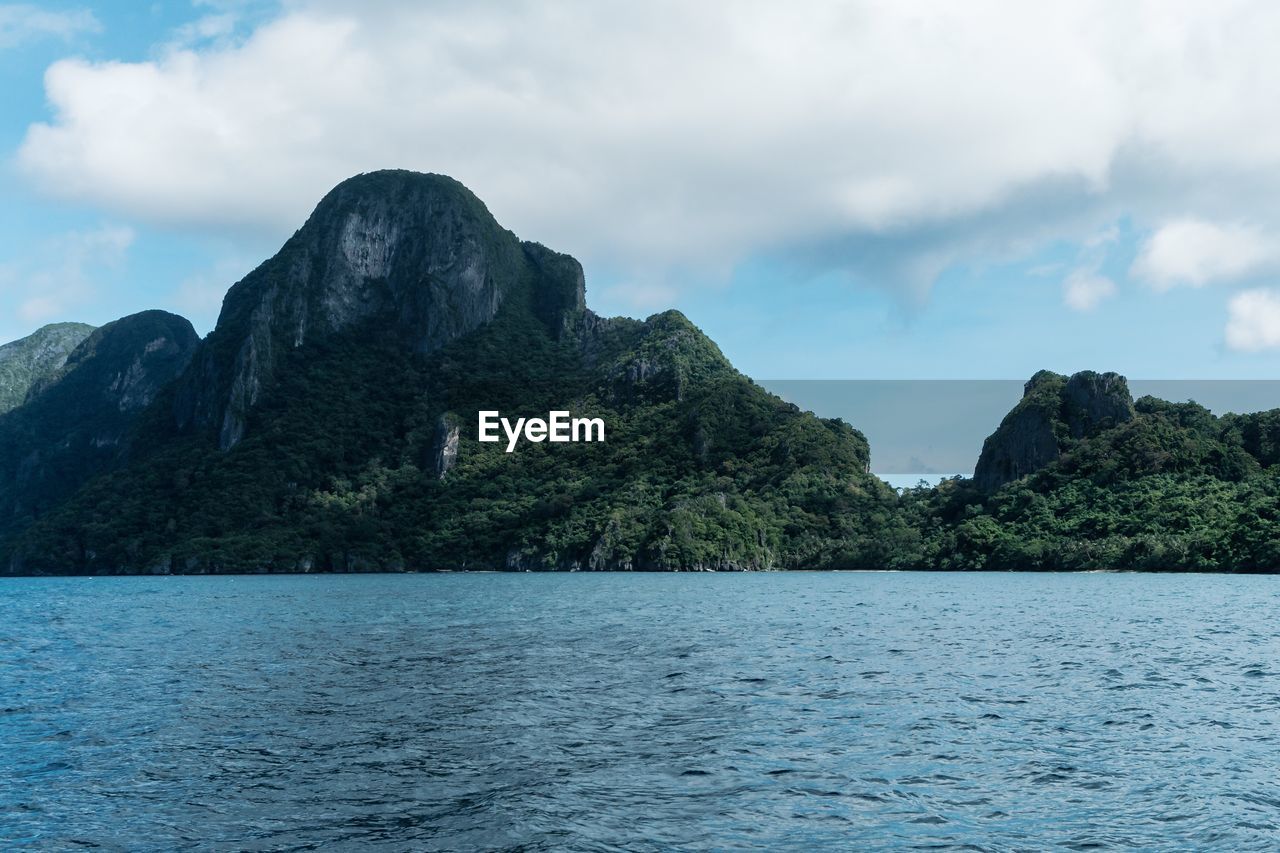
[3,572,1280,851]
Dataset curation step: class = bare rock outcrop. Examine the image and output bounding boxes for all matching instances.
[174,170,584,449]
[973,370,1134,492]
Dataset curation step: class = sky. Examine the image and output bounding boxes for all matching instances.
[3,1,1280,379]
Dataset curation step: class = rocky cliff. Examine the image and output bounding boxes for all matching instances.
[172,171,585,450]
[0,322,95,414]
[973,369,1134,492]
[0,311,198,544]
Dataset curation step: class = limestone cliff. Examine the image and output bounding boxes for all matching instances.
[973,369,1134,492]
[173,170,584,450]
[433,413,461,479]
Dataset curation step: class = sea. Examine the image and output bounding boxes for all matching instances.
[4,571,1280,850]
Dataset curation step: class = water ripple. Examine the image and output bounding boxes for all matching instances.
[3,572,1280,850]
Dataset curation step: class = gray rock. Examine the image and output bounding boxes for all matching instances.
[973,369,1135,492]
[175,170,571,450]
[1064,370,1134,438]
[434,414,460,479]
[972,405,1062,492]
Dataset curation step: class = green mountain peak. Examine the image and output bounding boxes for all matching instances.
[3,172,895,574]
[0,322,96,414]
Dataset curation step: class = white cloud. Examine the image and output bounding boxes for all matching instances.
[1063,269,1117,311]
[1059,223,1119,311]
[1225,288,1280,352]
[1083,224,1120,250]
[1027,262,1066,278]
[0,4,99,49]
[1131,219,1277,290]
[170,13,239,48]
[0,225,134,334]
[168,254,257,333]
[16,1,1280,300]
[171,274,228,322]
[18,295,62,324]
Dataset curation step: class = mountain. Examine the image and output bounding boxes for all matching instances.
[2,171,902,574]
[5,174,1276,574]
[0,311,199,548]
[900,370,1280,571]
[171,171,545,451]
[972,369,1134,492]
[0,322,96,414]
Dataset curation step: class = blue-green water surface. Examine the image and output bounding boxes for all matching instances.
[3,572,1280,850]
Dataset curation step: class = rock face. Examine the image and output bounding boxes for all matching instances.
[65,312,201,414]
[1063,371,1133,439]
[0,322,96,414]
[173,170,578,450]
[0,311,199,539]
[434,414,460,479]
[523,241,587,338]
[973,369,1134,492]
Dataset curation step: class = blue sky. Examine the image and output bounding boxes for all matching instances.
[4,1,1280,380]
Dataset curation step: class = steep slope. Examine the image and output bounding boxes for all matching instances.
[5,171,899,574]
[173,170,542,450]
[0,311,199,548]
[0,322,96,414]
[973,370,1135,492]
[900,372,1280,571]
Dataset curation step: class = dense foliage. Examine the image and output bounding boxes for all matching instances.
[0,312,197,552]
[4,302,1280,575]
[3,287,907,573]
[3,171,1278,574]
[0,322,94,414]
[4,303,1280,574]
[893,396,1280,572]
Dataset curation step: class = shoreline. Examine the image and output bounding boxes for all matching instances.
[3,567,1273,579]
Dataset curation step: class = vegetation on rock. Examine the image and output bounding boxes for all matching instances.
[0,312,198,553]
[898,385,1280,572]
[1,173,1278,574]
[1,173,900,574]
[0,322,95,414]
